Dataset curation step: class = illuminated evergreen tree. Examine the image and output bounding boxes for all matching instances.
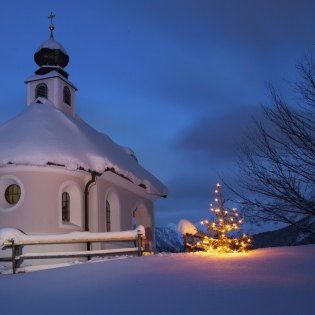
[198,183,252,253]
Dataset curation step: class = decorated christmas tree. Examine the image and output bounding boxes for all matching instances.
[198,183,252,253]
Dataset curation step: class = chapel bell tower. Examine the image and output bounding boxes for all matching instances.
[25,13,77,116]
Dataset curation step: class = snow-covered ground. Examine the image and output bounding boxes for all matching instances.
[0,245,314,315]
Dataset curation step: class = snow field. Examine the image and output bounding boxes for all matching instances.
[0,245,314,315]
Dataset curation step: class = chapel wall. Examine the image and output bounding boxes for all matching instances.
[0,166,85,234]
[95,174,155,251]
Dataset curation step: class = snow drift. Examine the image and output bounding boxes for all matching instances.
[177,219,198,235]
[0,245,314,314]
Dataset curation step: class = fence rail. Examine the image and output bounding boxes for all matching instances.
[0,227,145,274]
[183,233,204,252]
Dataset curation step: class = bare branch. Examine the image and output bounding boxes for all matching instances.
[226,56,315,236]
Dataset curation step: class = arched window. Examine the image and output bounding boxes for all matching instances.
[5,184,21,205]
[35,83,48,99]
[106,200,111,232]
[59,181,82,227]
[63,86,71,106]
[104,191,120,232]
[62,192,70,222]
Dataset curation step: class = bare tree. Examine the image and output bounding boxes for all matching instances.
[230,56,315,235]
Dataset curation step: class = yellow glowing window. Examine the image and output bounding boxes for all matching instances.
[5,184,21,205]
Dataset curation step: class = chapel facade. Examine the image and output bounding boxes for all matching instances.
[0,16,167,253]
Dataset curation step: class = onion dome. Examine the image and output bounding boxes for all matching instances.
[34,13,69,78]
[34,37,69,68]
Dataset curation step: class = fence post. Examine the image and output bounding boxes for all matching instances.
[11,240,20,274]
[87,241,91,261]
[137,233,143,256]
[184,234,189,252]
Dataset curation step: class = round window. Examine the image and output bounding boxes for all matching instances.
[5,184,21,205]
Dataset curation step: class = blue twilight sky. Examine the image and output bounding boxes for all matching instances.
[0,1,314,229]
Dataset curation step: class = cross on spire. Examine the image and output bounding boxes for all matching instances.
[48,12,56,38]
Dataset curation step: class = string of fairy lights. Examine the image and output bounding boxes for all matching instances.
[197,183,252,253]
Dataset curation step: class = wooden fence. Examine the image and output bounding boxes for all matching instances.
[183,233,203,252]
[0,228,144,274]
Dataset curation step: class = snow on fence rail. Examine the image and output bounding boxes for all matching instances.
[177,219,202,252]
[0,226,145,274]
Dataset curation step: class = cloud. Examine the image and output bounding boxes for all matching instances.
[154,105,267,224]
[174,106,265,161]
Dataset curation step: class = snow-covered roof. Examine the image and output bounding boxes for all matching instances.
[35,37,68,55]
[0,100,167,197]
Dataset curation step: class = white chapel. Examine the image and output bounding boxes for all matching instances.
[0,16,167,252]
